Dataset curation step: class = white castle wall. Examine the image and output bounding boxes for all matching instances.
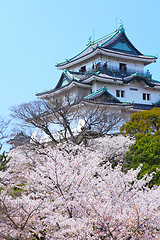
[91,80,160,105]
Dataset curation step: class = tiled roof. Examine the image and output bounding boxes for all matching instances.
[123,73,160,87]
[36,73,90,97]
[84,85,120,103]
[56,29,119,67]
[84,86,107,100]
[133,103,154,110]
[151,79,160,85]
[154,100,160,107]
[56,24,157,68]
[67,71,87,81]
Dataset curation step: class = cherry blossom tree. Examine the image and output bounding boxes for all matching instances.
[0,135,159,239]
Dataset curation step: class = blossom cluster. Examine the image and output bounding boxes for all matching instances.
[0,135,159,239]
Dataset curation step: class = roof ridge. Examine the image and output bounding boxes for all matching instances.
[84,85,108,99]
[101,31,120,48]
[56,44,91,67]
[143,54,157,58]
[56,29,120,67]
[94,29,119,45]
[64,70,80,81]
[84,84,120,102]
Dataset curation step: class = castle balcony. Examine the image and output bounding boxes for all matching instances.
[80,65,152,80]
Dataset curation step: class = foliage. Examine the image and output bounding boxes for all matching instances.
[0,138,160,239]
[120,107,160,135]
[123,132,160,187]
[0,146,11,172]
[8,184,26,198]
[121,108,160,187]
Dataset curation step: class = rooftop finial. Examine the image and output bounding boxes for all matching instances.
[119,19,125,33]
[86,36,92,46]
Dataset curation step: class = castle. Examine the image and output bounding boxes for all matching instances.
[36,22,160,112]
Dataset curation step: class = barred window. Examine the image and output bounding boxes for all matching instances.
[116,90,125,98]
[143,93,151,101]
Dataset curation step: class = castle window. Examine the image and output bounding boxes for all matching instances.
[103,62,107,69]
[79,66,86,73]
[130,88,138,91]
[116,90,120,97]
[119,63,127,71]
[121,90,125,98]
[143,93,151,101]
[116,90,125,98]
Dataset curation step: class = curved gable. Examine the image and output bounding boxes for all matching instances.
[123,75,154,87]
[55,73,71,90]
[102,31,142,56]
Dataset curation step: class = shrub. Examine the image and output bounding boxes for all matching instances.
[123,132,160,187]
[120,107,160,135]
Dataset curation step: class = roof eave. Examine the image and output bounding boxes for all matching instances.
[81,99,132,108]
[83,74,123,84]
[56,48,157,70]
[56,47,99,69]
[36,81,91,99]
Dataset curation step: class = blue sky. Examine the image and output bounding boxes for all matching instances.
[0,0,160,119]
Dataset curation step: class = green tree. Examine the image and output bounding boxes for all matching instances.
[123,132,160,187]
[120,108,160,135]
[121,108,160,187]
[0,145,11,172]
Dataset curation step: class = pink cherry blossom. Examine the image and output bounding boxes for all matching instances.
[0,135,159,239]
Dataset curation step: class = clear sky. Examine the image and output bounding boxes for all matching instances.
[0,0,160,119]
